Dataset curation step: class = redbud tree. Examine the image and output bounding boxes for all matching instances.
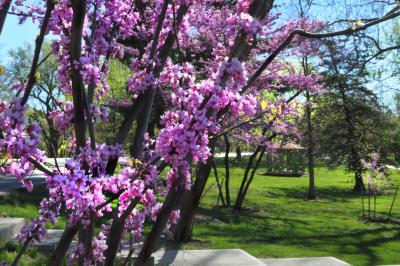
[0,0,398,265]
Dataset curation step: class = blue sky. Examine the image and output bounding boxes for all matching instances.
[0,2,397,109]
[0,14,40,59]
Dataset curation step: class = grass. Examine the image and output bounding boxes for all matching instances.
[1,157,400,266]
[0,238,53,266]
[189,157,400,266]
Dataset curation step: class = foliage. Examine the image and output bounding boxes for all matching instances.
[362,152,393,196]
[0,40,62,158]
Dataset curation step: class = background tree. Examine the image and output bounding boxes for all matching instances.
[0,40,61,157]
[313,39,388,191]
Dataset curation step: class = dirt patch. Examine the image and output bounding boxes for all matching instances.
[155,239,211,251]
[360,215,389,223]
[225,206,261,213]
[295,196,333,201]
[183,239,211,249]
[194,213,224,225]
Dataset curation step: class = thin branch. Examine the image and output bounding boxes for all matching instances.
[241,11,400,95]
[20,0,55,106]
[82,83,98,177]
[215,90,302,138]
[0,8,43,18]
[89,1,98,45]
[31,116,62,173]
[27,156,56,176]
[359,42,400,74]
[36,52,52,70]
[36,83,67,114]
[146,0,160,15]
[11,200,61,266]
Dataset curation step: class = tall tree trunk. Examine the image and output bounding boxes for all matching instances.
[235,146,266,211]
[170,0,275,242]
[223,134,231,206]
[134,184,184,266]
[170,139,216,242]
[236,147,242,160]
[0,0,11,35]
[233,129,272,211]
[234,145,262,212]
[339,86,364,192]
[354,170,365,191]
[306,92,316,199]
[47,220,78,266]
[212,160,225,207]
[47,118,60,158]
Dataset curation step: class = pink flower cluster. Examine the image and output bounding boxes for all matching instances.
[157,111,212,166]
[16,198,61,249]
[150,202,180,231]
[226,7,265,40]
[49,100,109,136]
[10,81,26,93]
[211,58,247,93]
[128,70,158,98]
[77,141,125,174]
[361,152,394,195]
[0,97,48,189]
[90,104,109,126]
[46,159,113,226]
[159,62,196,89]
[48,100,74,135]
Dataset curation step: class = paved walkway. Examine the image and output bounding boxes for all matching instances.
[0,154,253,194]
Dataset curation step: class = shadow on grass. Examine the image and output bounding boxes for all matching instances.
[195,213,400,266]
[262,185,365,202]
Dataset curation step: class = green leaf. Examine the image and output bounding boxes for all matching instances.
[38,110,44,118]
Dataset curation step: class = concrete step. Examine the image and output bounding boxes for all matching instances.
[260,257,352,266]
[0,218,25,240]
[32,229,64,253]
[151,249,266,266]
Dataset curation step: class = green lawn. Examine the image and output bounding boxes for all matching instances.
[190,158,400,266]
[1,158,400,266]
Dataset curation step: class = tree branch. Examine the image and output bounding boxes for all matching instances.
[241,11,400,95]
[105,2,189,176]
[20,0,55,106]
[69,0,87,155]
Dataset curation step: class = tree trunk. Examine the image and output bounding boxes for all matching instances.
[134,184,184,266]
[170,139,216,242]
[233,129,272,212]
[234,145,262,212]
[354,171,365,192]
[306,92,316,200]
[212,160,225,207]
[235,146,266,211]
[47,118,60,158]
[338,86,365,192]
[0,0,11,35]
[236,147,242,160]
[223,134,231,206]
[47,222,78,266]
